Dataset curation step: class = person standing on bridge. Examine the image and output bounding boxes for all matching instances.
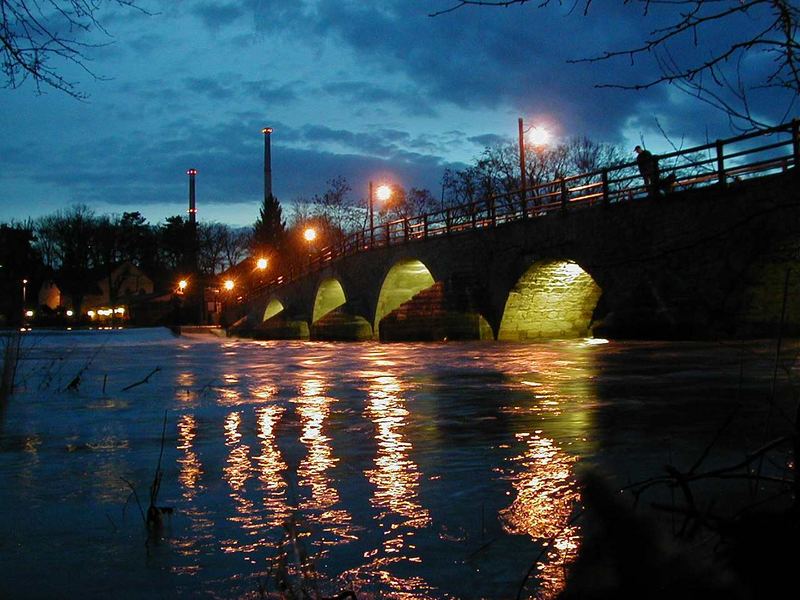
[635,145,661,197]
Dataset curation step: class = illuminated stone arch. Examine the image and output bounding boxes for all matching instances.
[312,278,347,323]
[373,259,436,338]
[498,259,601,340]
[262,297,285,322]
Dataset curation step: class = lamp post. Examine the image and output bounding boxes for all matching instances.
[255,257,268,290]
[518,118,527,196]
[303,227,317,267]
[369,182,392,247]
[173,279,187,328]
[221,279,235,332]
[518,118,551,209]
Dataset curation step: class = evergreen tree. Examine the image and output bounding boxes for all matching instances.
[251,194,286,265]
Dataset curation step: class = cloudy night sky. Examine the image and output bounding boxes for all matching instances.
[0,0,792,227]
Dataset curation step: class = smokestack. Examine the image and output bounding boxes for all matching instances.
[187,168,197,224]
[262,127,273,201]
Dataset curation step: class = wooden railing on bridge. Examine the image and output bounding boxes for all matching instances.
[250,120,799,298]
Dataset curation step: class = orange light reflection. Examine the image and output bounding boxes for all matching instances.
[294,375,354,545]
[223,410,259,553]
[177,414,202,499]
[500,433,580,599]
[254,403,292,527]
[363,367,431,578]
[494,345,596,599]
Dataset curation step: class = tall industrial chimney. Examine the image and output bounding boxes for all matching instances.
[187,168,197,224]
[262,127,273,201]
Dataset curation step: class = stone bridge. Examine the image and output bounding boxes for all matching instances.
[234,169,799,341]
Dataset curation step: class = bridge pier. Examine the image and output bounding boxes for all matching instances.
[253,315,310,340]
[311,306,372,341]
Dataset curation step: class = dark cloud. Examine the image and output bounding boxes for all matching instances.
[320,80,437,117]
[242,80,301,105]
[468,133,506,148]
[231,0,664,140]
[184,77,236,100]
[238,0,789,140]
[127,33,162,54]
[194,2,246,31]
[293,124,454,160]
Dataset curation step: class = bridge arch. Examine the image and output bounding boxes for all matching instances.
[498,259,601,340]
[262,297,285,322]
[312,278,347,323]
[374,258,436,338]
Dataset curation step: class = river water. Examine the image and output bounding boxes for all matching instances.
[0,329,797,599]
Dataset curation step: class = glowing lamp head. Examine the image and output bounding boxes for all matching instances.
[224,279,235,291]
[66,309,74,317]
[25,310,34,317]
[527,126,551,147]
[187,169,197,176]
[178,279,188,291]
[87,310,96,318]
[375,184,392,202]
[303,227,317,242]
[256,257,268,270]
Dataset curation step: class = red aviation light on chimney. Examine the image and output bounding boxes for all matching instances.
[261,127,273,134]
[187,169,197,175]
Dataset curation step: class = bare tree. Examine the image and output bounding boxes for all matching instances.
[311,176,362,235]
[385,187,440,220]
[221,227,249,271]
[442,136,624,211]
[198,222,230,275]
[563,136,625,174]
[430,0,799,130]
[1,0,147,99]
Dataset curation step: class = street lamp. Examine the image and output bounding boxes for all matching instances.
[224,279,235,291]
[518,117,551,196]
[303,226,318,267]
[256,257,268,270]
[369,182,392,247]
[178,279,188,293]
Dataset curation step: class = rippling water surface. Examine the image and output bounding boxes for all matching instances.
[0,329,796,598]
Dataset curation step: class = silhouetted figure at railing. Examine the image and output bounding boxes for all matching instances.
[635,145,661,197]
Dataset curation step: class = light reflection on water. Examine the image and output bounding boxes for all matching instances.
[294,374,354,545]
[496,345,597,598]
[364,370,430,528]
[500,433,580,599]
[177,414,201,498]
[254,403,290,525]
[1,332,793,599]
[349,358,436,596]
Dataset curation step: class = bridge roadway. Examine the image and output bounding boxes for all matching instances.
[233,130,800,342]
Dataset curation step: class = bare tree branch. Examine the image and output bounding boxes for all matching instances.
[431,0,800,130]
[0,0,150,99]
